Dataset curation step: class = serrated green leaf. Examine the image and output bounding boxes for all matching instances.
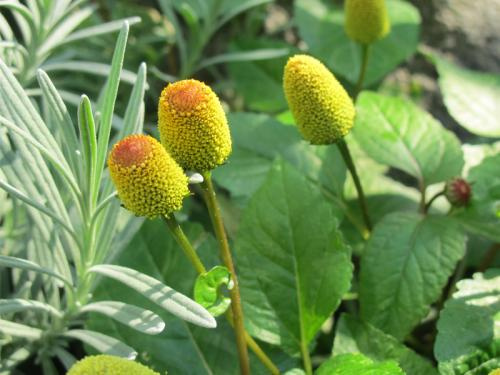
[294,0,420,86]
[431,54,500,138]
[435,270,500,363]
[333,314,437,375]
[235,160,352,353]
[63,329,137,359]
[359,213,466,340]
[89,264,216,329]
[81,301,165,335]
[194,266,233,317]
[315,353,404,375]
[353,92,464,186]
[454,154,500,242]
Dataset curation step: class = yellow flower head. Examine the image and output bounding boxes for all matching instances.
[344,0,390,45]
[67,355,159,375]
[158,79,231,172]
[108,134,189,218]
[283,54,355,145]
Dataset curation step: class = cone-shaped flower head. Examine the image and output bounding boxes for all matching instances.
[345,0,390,45]
[158,79,231,172]
[68,355,160,375]
[108,134,189,218]
[445,177,472,207]
[283,54,355,145]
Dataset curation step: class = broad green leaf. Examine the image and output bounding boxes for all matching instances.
[63,329,137,359]
[435,270,500,363]
[212,113,346,210]
[81,301,165,335]
[0,255,70,286]
[315,353,404,375]
[194,266,233,317]
[235,160,352,353]
[333,314,437,375]
[354,92,464,186]
[87,221,269,374]
[431,54,500,138]
[228,39,291,112]
[359,212,466,340]
[89,264,216,329]
[294,0,420,86]
[0,319,42,339]
[0,298,62,318]
[454,154,500,242]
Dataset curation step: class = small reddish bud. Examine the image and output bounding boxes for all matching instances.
[445,177,472,207]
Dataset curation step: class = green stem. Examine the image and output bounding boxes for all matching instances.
[200,171,250,375]
[336,139,372,232]
[353,44,370,100]
[424,190,445,214]
[164,207,280,374]
[300,339,313,375]
[418,181,426,214]
[163,215,207,274]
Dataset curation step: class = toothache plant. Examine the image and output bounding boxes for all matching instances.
[0,22,216,374]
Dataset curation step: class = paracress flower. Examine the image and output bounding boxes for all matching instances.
[67,355,159,375]
[108,134,189,218]
[344,0,390,45]
[158,79,231,172]
[283,54,355,145]
[445,177,472,207]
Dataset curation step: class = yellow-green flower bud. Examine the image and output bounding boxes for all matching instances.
[344,0,390,45]
[158,79,232,172]
[67,355,159,375]
[108,134,189,218]
[283,54,355,145]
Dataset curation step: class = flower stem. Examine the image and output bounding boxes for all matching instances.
[353,44,371,100]
[424,190,445,214]
[336,139,372,232]
[163,215,207,274]
[301,338,313,375]
[200,171,250,375]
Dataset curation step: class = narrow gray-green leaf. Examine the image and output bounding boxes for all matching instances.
[77,95,97,196]
[0,298,62,318]
[235,160,352,353]
[0,255,70,286]
[333,314,437,375]
[359,213,466,340]
[354,92,464,186]
[62,16,141,45]
[197,48,289,71]
[63,329,137,359]
[0,319,42,339]
[81,301,165,335]
[89,264,216,328]
[431,54,500,138]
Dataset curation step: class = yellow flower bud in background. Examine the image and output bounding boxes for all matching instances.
[283,54,355,145]
[67,355,160,375]
[108,134,189,218]
[158,79,232,172]
[344,0,390,45]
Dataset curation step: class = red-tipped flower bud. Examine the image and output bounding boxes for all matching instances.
[445,177,472,207]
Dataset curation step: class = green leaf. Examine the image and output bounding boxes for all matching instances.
[435,270,500,363]
[333,314,437,375]
[194,266,233,317]
[353,92,464,186]
[87,221,269,374]
[0,298,62,318]
[359,213,466,340]
[227,39,291,112]
[77,95,97,196]
[454,154,500,242]
[212,113,346,211]
[197,47,289,71]
[431,53,500,138]
[235,160,352,353]
[0,319,42,340]
[315,353,404,375]
[80,301,165,335]
[294,0,420,86]
[89,264,216,329]
[63,329,137,359]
